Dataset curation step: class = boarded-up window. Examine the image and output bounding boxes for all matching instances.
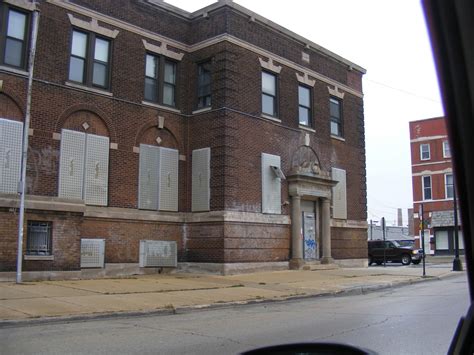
[84,134,109,206]
[138,144,159,210]
[192,147,210,212]
[331,167,347,219]
[261,153,281,214]
[157,147,178,211]
[138,145,179,212]
[59,129,109,206]
[0,119,23,194]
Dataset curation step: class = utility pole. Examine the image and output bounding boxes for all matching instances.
[382,217,386,267]
[16,6,40,284]
[452,182,463,271]
[370,219,373,240]
[419,204,426,277]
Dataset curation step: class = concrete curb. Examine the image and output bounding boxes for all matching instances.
[0,271,463,328]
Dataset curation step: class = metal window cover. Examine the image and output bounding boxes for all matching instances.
[139,240,177,267]
[138,144,159,210]
[84,134,110,206]
[0,119,23,194]
[157,147,179,211]
[58,129,86,200]
[331,167,347,219]
[192,147,210,212]
[80,238,105,268]
[261,153,281,214]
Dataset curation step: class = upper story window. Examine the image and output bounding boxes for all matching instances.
[443,140,451,158]
[197,61,211,109]
[329,97,343,137]
[298,85,312,126]
[262,71,277,117]
[422,175,432,200]
[445,173,454,199]
[420,143,430,160]
[0,6,29,69]
[144,53,177,107]
[69,30,111,89]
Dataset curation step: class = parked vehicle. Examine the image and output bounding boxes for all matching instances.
[368,240,423,266]
[396,239,415,248]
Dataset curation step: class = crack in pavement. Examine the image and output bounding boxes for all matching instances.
[116,320,256,348]
[312,315,395,341]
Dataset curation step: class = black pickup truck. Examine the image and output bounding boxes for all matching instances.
[368,240,423,266]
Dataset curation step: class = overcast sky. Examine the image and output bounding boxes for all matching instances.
[167,0,445,226]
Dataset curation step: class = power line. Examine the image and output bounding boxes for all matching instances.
[365,78,442,104]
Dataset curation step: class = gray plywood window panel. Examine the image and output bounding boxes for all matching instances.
[157,147,179,211]
[80,238,105,268]
[138,144,159,210]
[261,153,281,214]
[192,147,210,212]
[58,129,86,200]
[0,119,23,194]
[331,167,347,219]
[84,134,110,206]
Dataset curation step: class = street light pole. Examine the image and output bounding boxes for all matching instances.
[16,6,40,284]
[452,182,463,271]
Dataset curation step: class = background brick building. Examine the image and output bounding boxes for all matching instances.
[409,117,462,255]
[0,0,367,277]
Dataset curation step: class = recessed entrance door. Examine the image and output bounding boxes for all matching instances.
[303,212,317,260]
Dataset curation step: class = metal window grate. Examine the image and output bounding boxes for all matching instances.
[26,221,52,255]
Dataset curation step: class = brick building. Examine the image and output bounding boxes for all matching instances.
[0,0,367,277]
[409,117,463,255]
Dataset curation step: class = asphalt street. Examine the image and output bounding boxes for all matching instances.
[1,273,468,355]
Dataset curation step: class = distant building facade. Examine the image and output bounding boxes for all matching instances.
[409,117,462,255]
[0,0,368,277]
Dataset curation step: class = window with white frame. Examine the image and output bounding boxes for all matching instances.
[422,175,432,200]
[58,129,109,206]
[138,145,178,211]
[420,143,430,160]
[443,140,451,158]
[445,173,454,199]
[0,118,23,194]
[262,71,277,117]
[0,5,30,69]
[69,30,111,89]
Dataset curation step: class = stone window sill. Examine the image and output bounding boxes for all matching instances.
[299,125,315,133]
[142,101,181,114]
[65,81,113,96]
[330,135,346,142]
[24,255,54,261]
[261,114,281,123]
[192,107,212,114]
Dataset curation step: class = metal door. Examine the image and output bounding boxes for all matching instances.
[303,212,317,260]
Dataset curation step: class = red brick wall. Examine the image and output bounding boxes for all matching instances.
[0,0,367,270]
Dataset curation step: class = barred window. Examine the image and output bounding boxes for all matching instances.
[27,221,52,256]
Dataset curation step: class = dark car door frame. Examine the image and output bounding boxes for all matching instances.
[422,0,474,353]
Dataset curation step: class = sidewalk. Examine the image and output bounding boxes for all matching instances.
[0,264,464,325]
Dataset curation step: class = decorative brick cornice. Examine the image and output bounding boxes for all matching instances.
[328,86,345,99]
[296,73,315,87]
[142,40,184,61]
[68,14,119,38]
[259,57,282,74]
